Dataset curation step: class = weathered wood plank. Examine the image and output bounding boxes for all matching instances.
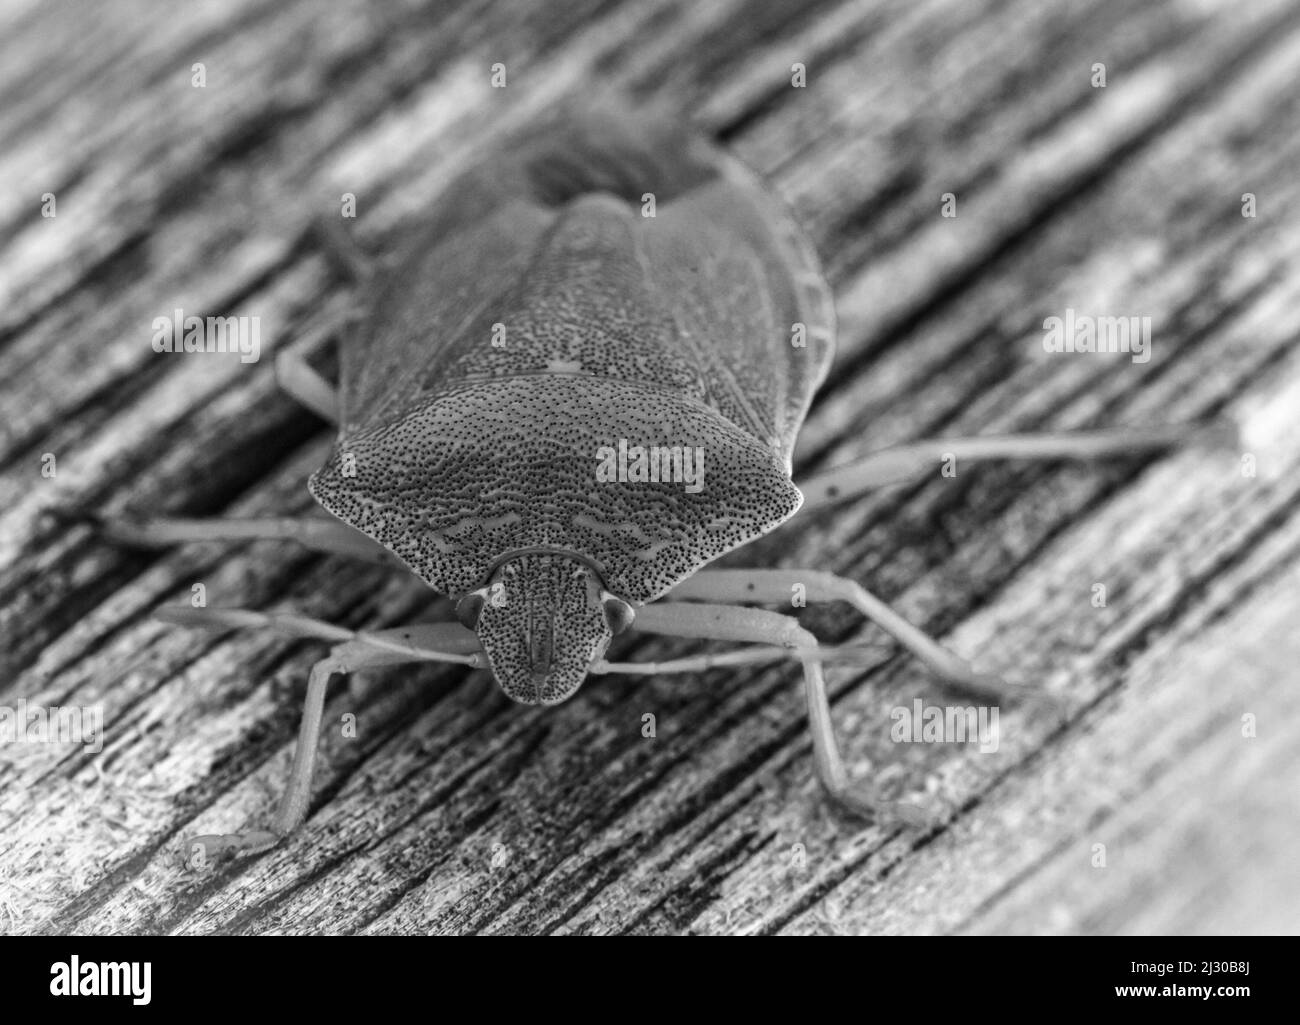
[1,0,1296,935]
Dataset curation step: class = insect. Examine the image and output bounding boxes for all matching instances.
[88,106,1230,859]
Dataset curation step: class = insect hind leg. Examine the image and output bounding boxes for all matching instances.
[303,213,373,285]
[795,419,1239,512]
[276,347,339,424]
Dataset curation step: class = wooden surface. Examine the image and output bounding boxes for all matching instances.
[2,0,1298,935]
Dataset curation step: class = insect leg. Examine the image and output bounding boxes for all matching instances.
[664,569,1055,708]
[275,347,338,423]
[189,650,337,860]
[592,639,893,676]
[267,216,372,422]
[63,509,401,566]
[796,419,1238,511]
[625,601,937,827]
[182,618,480,862]
[155,607,480,664]
[306,214,373,285]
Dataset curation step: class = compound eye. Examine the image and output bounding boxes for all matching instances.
[455,590,487,629]
[601,592,635,636]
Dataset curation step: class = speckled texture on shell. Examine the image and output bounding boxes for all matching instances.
[472,552,611,705]
[310,108,835,605]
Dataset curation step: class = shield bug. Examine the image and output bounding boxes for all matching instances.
[90,106,1232,857]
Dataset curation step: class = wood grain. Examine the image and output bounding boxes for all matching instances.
[1,0,1297,935]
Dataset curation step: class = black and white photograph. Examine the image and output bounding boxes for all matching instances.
[0,0,1295,965]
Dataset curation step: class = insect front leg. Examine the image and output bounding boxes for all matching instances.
[665,569,1054,708]
[176,613,480,863]
[796,419,1238,511]
[188,648,337,862]
[627,601,937,827]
